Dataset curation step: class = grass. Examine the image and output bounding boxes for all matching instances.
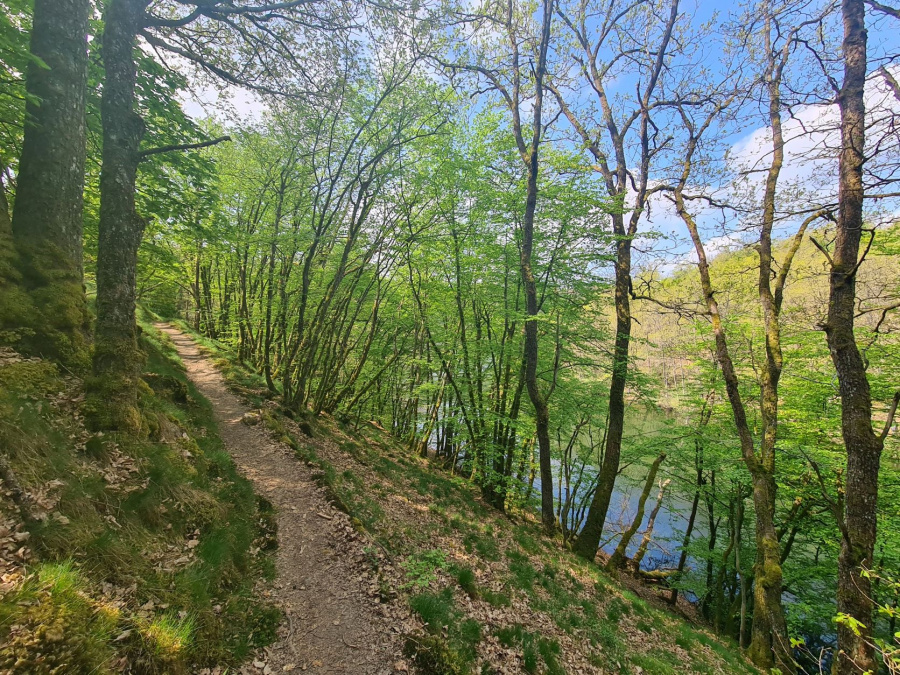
[408,588,483,673]
[0,316,279,672]
[453,565,478,597]
[496,625,564,675]
[166,320,758,675]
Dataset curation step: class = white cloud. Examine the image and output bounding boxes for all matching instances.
[180,84,267,124]
[728,68,900,207]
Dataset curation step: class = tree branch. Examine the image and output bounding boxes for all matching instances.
[881,392,900,441]
[139,135,232,159]
[866,0,900,20]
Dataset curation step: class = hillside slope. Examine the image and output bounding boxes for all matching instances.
[0,319,278,672]
[177,322,757,675]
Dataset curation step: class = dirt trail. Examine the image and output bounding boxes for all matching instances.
[156,324,399,675]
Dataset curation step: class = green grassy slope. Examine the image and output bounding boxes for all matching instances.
[178,323,757,675]
[0,320,278,673]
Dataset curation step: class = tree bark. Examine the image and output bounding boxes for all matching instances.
[828,2,885,672]
[566,0,680,560]
[8,0,90,368]
[679,196,793,672]
[574,220,631,557]
[517,0,555,536]
[607,452,665,570]
[631,477,670,570]
[87,0,151,433]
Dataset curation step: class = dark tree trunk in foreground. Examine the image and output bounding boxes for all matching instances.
[566,0,680,561]
[827,2,890,671]
[8,0,90,368]
[522,146,555,535]
[519,0,555,536]
[573,224,632,557]
[86,0,150,432]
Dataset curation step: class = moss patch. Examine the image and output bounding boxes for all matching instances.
[0,320,279,672]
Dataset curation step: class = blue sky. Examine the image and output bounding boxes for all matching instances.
[176,0,900,276]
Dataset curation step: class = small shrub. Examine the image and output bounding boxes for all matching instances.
[403,634,467,675]
[604,596,630,624]
[410,588,455,633]
[402,550,447,590]
[454,565,478,598]
[514,529,541,554]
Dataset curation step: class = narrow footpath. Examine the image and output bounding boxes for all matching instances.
[156,324,400,675]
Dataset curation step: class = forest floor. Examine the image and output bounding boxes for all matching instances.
[163,321,758,675]
[157,324,405,674]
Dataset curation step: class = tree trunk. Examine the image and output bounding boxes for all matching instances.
[521,149,555,535]
[631,477,670,570]
[735,496,748,649]
[677,196,793,672]
[8,0,90,368]
[670,487,700,605]
[87,0,151,433]
[516,0,555,536]
[574,223,631,558]
[828,2,885,672]
[607,452,665,570]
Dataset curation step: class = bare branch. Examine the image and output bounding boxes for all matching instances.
[139,135,232,159]
[881,392,900,441]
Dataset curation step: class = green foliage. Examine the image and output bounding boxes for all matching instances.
[402,550,447,590]
[175,317,754,674]
[453,565,478,597]
[408,588,483,672]
[495,625,564,675]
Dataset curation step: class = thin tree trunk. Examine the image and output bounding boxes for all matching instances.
[670,397,712,604]
[670,487,701,605]
[672,80,795,667]
[735,496,748,649]
[631,477,670,570]
[574,220,632,558]
[8,0,90,368]
[517,0,555,536]
[607,453,666,570]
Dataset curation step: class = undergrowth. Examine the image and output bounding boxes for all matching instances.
[0,316,278,672]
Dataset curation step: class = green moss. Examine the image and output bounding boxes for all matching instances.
[403,634,468,675]
[0,321,280,672]
[85,332,147,434]
[0,236,91,371]
[0,562,118,674]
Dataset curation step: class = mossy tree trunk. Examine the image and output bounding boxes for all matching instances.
[7,0,91,369]
[827,2,893,671]
[0,173,24,336]
[86,0,151,433]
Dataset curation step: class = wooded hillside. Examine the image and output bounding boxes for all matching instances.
[0,0,898,673]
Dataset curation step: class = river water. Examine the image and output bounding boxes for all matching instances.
[530,460,710,570]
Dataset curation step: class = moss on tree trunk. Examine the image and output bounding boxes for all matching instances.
[85,0,151,434]
[6,0,91,370]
